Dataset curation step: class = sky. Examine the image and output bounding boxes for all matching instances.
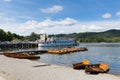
[0,0,120,35]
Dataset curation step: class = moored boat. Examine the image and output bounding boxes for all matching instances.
[73,60,90,69]
[47,47,87,54]
[85,62,109,74]
[37,34,79,47]
[3,52,40,59]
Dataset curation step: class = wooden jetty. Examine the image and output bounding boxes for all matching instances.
[0,42,38,49]
[11,49,48,54]
[0,49,47,55]
[0,47,87,55]
[0,42,87,55]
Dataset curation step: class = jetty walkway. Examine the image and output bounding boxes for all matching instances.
[0,47,87,55]
[0,42,38,48]
[0,42,87,54]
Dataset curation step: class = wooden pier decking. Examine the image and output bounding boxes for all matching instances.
[0,47,87,55]
[0,42,87,55]
[14,49,48,54]
[0,42,38,49]
[0,50,47,55]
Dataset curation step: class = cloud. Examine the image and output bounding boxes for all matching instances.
[0,18,120,35]
[116,11,120,17]
[40,5,63,13]
[18,17,77,31]
[3,0,12,2]
[0,17,77,35]
[102,13,112,19]
[0,16,15,22]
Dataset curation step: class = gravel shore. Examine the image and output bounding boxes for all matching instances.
[0,55,120,80]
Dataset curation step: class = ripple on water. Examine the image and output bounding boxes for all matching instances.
[37,43,120,74]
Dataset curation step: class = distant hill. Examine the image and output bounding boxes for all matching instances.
[53,29,120,42]
[0,28,120,42]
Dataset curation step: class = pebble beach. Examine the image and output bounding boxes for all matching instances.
[0,55,120,80]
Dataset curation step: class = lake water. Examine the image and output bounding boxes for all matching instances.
[0,43,120,75]
[38,43,120,75]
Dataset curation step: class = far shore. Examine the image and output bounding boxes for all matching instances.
[0,55,120,80]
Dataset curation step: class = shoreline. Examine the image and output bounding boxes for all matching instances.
[0,55,120,80]
[35,60,120,76]
[36,60,120,76]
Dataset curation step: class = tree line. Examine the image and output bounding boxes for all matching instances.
[0,29,24,42]
[0,28,120,42]
[50,29,120,42]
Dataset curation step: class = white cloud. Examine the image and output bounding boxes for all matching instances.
[18,17,77,31]
[116,11,120,17]
[3,0,12,2]
[40,5,63,13]
[0,16,15,22]
[0,18,120,35]
[102,13,112,19]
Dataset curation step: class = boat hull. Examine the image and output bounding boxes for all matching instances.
[85,64,109,74]
[3,52,40,59]
[73,62,89,70]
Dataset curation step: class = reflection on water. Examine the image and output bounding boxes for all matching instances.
[38,43,120,75]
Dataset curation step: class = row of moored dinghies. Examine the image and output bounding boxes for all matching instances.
[73,60,109,74]
[47,47,87,54]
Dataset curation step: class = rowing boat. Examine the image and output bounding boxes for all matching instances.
[3,52,40,59]
[85,63,109,74]
[73,60,90,69]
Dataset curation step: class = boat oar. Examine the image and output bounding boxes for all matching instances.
[32,64,51,67]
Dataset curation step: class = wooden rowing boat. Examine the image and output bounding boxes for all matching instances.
[85,63,109,74]
[73,60,90,70]
[3,52,40,59]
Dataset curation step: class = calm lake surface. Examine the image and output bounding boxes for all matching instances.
[0,43,120,75]
[38,43,120,75]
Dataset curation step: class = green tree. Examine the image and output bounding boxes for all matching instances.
[0,29,7,41]
[6,31,13,41]
[28,32,39,41]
